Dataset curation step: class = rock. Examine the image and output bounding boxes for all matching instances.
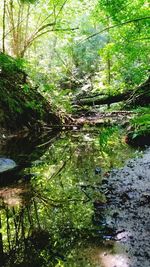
[0,158,17,173]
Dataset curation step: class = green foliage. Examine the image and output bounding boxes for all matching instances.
[98,126,137,168]
[129,107,150,139]
[25,99,43,112]
[0,53,59,129]
[20,0,37,3]
[99,126,118,148]
[0,0,149,116]
[22,83,30,93]
[70,17,106,75]
[0,53,25,73]
[91,0,149,92]
[41,83,73,113]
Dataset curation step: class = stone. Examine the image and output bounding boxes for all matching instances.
[0,158,17,173]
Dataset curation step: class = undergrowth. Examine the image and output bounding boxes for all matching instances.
[127,106,150,146]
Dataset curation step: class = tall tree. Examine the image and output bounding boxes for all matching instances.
[2,0,6,52]
[1,0,71,57]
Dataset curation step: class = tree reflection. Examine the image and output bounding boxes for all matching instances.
[0,193,102,267]
[0,128,137,267]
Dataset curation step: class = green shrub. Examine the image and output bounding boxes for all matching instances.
[127,107,150,146]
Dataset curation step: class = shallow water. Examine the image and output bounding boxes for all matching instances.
[0,127,139,267]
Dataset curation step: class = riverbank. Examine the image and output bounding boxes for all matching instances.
[93,146,150,267]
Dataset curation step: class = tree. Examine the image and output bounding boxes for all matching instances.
[2,0,6,53]
[92,0,150,89]
[0,0,72,57]
[0,0,149,112]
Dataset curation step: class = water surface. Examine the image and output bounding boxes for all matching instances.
[0,127,139,267]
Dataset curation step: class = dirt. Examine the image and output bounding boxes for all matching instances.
[96,147,150,267]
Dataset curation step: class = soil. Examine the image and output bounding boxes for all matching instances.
[97,147,150,267]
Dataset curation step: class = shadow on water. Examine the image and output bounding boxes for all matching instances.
[0,127,139,267]
[0,130,60,185]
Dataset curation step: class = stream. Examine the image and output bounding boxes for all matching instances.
[0,127,140,267]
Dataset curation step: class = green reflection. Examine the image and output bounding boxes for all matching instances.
[0,127,137,267]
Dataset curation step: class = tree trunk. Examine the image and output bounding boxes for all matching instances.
[2,0,6,53]
[106,0,111,109]
[74,77,150,107]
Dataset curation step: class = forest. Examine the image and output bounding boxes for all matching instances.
[0,0,150,267]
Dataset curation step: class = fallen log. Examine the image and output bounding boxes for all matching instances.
[74,77,150,107]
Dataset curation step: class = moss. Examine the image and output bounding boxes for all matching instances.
[0,53,60,130]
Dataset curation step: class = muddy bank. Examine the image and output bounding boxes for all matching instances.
[98,147,150,267]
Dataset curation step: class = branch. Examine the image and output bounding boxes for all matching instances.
[31,26,78,43]
[21,27,79,56]
[56,0,68,18]
[31,27,78,42]
[35,22,56,33]
[23,0,69,50]
[80,16,150,43]
[33,12,54,32]
[53,27,79,32]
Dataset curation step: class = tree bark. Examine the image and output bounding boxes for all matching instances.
[2,0,6,53]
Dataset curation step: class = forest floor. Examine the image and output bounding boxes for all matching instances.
[92,146,150,267]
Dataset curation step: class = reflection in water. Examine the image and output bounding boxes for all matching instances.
[0,128,137,267]
[86,244,130,267]
[101,253,129,267]
[0,185,28,206]
[0,130,60,166]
